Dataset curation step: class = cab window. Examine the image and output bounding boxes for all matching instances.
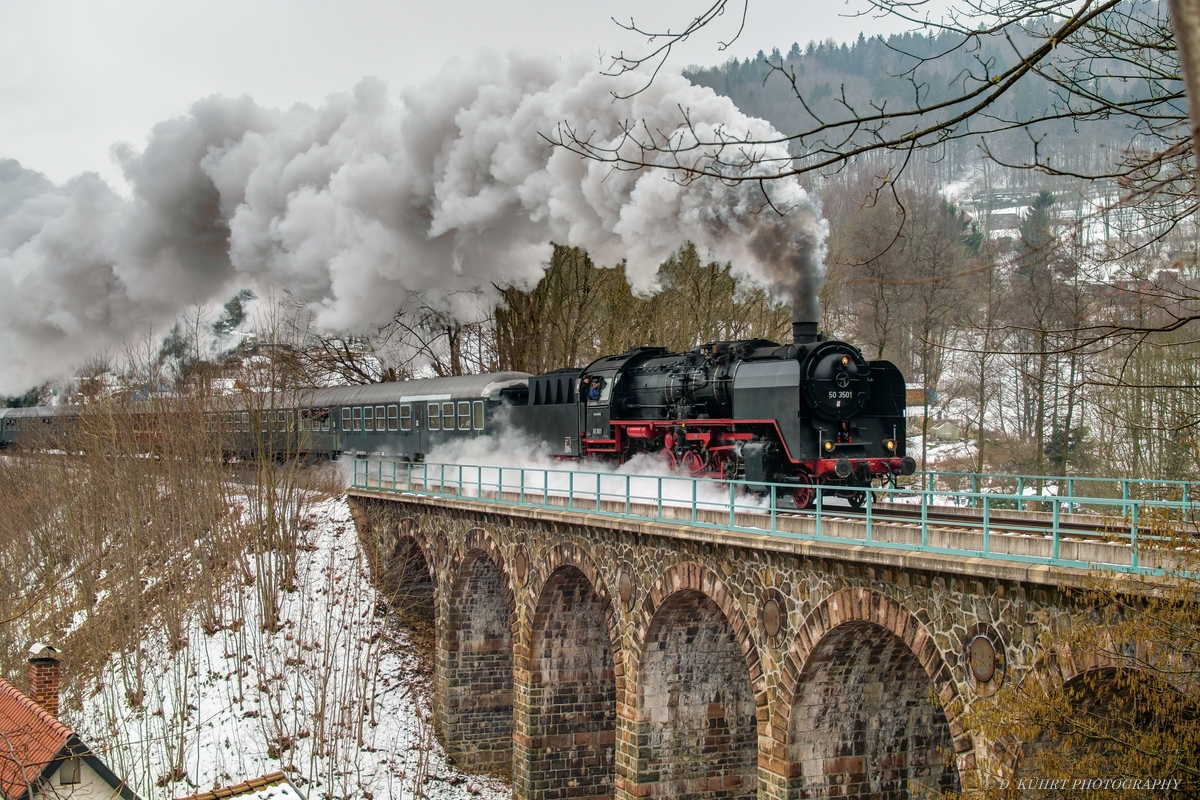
[428,402,440,430]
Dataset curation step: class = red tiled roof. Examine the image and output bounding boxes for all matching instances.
[0,676,73,800]
[176,772,298,800]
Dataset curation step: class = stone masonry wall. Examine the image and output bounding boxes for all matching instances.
[525,565,617,800]
[788,620,958,798]
[354,492,1091,800]
[437,546,515,773]
[637,589,757,800]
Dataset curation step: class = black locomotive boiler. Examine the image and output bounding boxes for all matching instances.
[505,320,915,507]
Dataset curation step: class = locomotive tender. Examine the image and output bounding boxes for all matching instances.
[2,321,913,507]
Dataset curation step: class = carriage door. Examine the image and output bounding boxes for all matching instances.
[413,402,425,458]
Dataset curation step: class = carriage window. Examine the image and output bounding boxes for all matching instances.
[442,403,455,431]
[427,402,440,430]
[352,407,362,431]
[387,405,399,431]
[472,401,484,430]
[363,406,374,431]
[299,411,309,431]
[320,410,330,432]
[288,410,295,430]
[457,401,470,430]
[241,412,250,431]
[400,404,412,431]
[376,406,387,431]
[341,408,351,431]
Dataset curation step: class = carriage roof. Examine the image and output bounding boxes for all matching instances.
[308,372,531,407]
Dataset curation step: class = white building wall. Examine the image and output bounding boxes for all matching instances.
[33,759,126,800]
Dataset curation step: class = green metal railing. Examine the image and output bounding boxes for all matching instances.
[352,460,1199,576]
[913,469,1196,506]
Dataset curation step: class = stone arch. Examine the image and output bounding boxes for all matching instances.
[522,543,621,800]
[525,542,623,680]
[776,588,964,799]
[438,527,516,774]
[1013,662,1179,777]
[394,517,436,579]
[380,517,436,633]
[629,562,765,800]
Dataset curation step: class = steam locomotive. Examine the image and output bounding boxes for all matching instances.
[1,321,913,507]
[505,320,913,507]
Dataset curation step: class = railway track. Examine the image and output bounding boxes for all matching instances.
[785,500,1192,541]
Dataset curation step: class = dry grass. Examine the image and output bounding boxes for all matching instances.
[0,397,422,798]
[0,397,246,700]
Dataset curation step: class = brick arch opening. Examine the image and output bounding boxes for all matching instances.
[636,586,759,800]
[526,564,618,800]
[439,537,515,774]
[1016,666,1182,775]
[779,590,961,799]
[381,530,436,636]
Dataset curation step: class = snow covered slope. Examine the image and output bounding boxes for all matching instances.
[73,497,509,800]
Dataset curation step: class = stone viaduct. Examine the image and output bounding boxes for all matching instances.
[348,487,1117,800]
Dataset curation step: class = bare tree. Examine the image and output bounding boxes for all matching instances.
[563,1,1188,198]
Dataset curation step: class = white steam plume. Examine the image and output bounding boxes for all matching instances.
[0,50,826,393]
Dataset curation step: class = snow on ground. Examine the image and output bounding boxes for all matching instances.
[908,435,979,468]
[74,495,510,800]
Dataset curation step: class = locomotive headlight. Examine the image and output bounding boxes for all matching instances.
[840,355,850,366]
[824,440,835,452]
[885,439,896,451]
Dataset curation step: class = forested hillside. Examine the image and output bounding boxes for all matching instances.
[684,27,1144,190]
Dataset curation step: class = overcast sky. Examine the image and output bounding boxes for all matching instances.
[0,0,908,189]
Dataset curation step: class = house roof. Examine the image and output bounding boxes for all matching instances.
[176,773,304,800]
[0,677,140,800]
[0,676,72,800]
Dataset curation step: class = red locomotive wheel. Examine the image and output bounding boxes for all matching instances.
[662,449,678,471]
[682,450,705,475]
[793,484,815,509]
[793,469,817,509]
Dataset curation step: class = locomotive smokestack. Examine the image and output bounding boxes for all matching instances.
[792,319,818,344]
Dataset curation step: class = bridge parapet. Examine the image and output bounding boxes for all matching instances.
[349,465,1170,799]
[354,460,1197,575]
